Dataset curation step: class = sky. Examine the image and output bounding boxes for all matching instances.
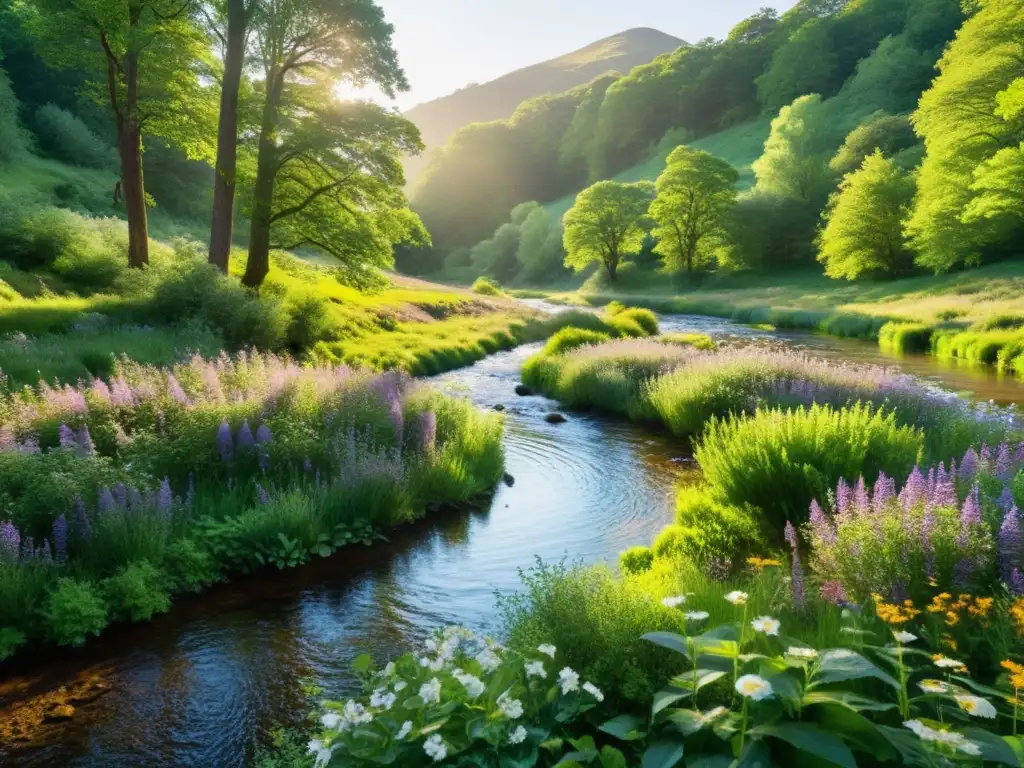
[354,0,801,111]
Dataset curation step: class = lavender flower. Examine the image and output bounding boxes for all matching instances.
[157,477,173,514]
[167,374,190,406]
[981,444,993,464]
[112,482,127,507]
[997,442,1012,480]
[77,425,94,457]
[1016,442,1024,464]
[1001,507,1022,582]
[809,499,835,545]
[998,485,1016,512]
[853,477,869,515]
[127,487,143,513]
[52,514,68,562]
[58,423,76,450]
[73,495,91,543]
[255,424,272,445]
[784,520,798,548]
[0,520,20,562]
[1012,569,1024,596]
[98,487,116,514]
[236,419,255,454]
[899,466,925,511]
[960,486,982,527]
[872,472,896,514]
[836,479,852,516]
[417,411,437,452]
[255,483,270,505]
[217,419,233,463]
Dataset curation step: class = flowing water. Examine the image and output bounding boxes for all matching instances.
[1,309,1021,766]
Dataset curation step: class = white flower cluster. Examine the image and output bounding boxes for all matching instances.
[525,660,547,679]
[419,677,442,705]
[904,720,981,755]
[320,699,373,733]
[559,667,580,694]
[424,733,448,762]
[453,669,486,699]
[498,690,525,719]
[785,646,818,660]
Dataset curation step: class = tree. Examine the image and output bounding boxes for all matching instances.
[20,0,215,268]
[752,94,837,207]
[515,205,564,282]
[470,222,520,282]
[562,181,653,282]
[817,150,917,279]
[720,190,820,271]
[0,45,30,165]
[906,0,1024,272]
[241,0,417,288]
[649,146,738,273]
[830,113,919,176]
[756,19,839,112]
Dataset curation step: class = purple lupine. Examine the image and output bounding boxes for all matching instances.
[819,580,849,605]
[0,521,20,562]
[981,444,993,464]
[960,485,982,527]
[1016,442,1024,464]
[1012,569,1024,596]
[127,487,143,513]
[52,514,68,562]
[784,521,805,610]
[784,520,798,548]
[217,419,234,463]
[925,468,937,501]
[417,411,437,452]
[73,495,91,543]
[809,499,836,545]
[112,482,127,507]
[58,423,76,450]
[1000,507,1022,582]
[872,472,896,514]
[98,487,116,514]
[853,477,869,515]
[236,419,255,453]
[997,442,1012,480]
[930,469,958,510]
[255,424,272,445]
[156,477,173,514]
[836,479,852,516]
[899,466,926,511]
[255,483,270,505]
[998,485,1016,511]
[77,425,94,457]
[167,373,190,406]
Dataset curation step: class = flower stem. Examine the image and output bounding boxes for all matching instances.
[1014,691,1019,737]
[896,644,909,720]
[738,697,749,755]
[690,638,700,711]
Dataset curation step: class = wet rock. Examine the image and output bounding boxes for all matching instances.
[43,704,75,722]
[68,682,110,705]
[545,413,567,424]
[514,384,533,396]
[503,472,515,487]
[493,404,505,412]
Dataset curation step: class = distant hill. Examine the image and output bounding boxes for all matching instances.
[404,27,685,183]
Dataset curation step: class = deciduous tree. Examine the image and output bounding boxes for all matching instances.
[562,181,653,282]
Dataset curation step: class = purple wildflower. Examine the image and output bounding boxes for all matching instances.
[872,472,896,514]
[217,419,233,463]
[98,487,116,514]
[77,425,94,457]
[73,495,91,543]
[236,419,255,454]
[255,483,270,505]
[167,373,190,406]
[0,520,20,562]
[1016,442,1024,464]
[112,482,127,507]
[809,499,835,545]
[819,580,848,605]
[997,442,1012,480]
[836,479,852,516]
[127,487,143,513]
[417,411,437,452]
[981,444,993,464]
[854,477,869,515]
[960,485,982,527]
[784,520,798,549]
[1001,507,1022,582]
[899,466,926,511]
[255,424,272,445]
[998,485,1016,511]
[110,377,135,407]
[930,468,958,510]
[58,424,76,450]
[157,477,173,514]
[52,514,68,562]
[1012,569,1024,596]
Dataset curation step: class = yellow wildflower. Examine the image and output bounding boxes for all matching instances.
[941,634,958,652]
[1001,660,1024,691]
[873,594,920,625]
[1010,599,1024,636]
[746,557,782,570]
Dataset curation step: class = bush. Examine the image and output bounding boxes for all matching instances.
[163,538,220,593]
[879,321,934,354]
[659,332,716,351]
[33,104,116,169]
[102,560,172,622]
[604,300,627,316]
[615,307,659,336]
[42,577,108,646]
[470,276,503,296]
[695,403,924,534]
[619,546,654,575]
[671,486,768,564]
[541,327,610,356]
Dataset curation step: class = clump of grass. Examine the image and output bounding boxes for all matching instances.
[614,307,659,336]
[658,332,716,351]
[541,327,611,356]
[931,328,1024,366]
[878,321,934,354]
[470,276,503,296]
[695,402,924,533]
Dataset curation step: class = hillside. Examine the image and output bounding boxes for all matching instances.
[404,27,684,182]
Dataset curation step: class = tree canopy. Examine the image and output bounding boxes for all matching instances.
[562,181,653,282]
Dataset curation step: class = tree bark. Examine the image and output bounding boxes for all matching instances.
[604,251,619,282]
[208,0,247,273]
[242,73,283,289]
[119,8,148,268]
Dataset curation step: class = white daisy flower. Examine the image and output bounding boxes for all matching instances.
[725,591,749,606]
[955,695,997,719]
[582,681,604,702]
[559,666,580,694]
[525,660,547,679]
[917,679,949,694]
[751,616,781,636]
[537,643,557,658]
[892,630,917,644]
[685,611,710,621]
[933,656,967,669]
[508,725,528,745]
[419,677,442,705]
[424,733,447,762]
[735,674,774,701]
[661,595,687,608]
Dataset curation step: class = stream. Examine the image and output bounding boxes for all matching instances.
[1,309,1022,766]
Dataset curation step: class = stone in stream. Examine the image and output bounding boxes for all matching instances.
[493,404,505,412]
[503,472,515,487]
[545,413,567,424]
[514,384,533,396]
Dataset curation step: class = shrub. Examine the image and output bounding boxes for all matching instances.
[659,332,716,351]
[604,300,627,316]
[619,546,654,575]
[42,577,108,646]
[672,486,768,565]
[540,327,610,356]
[470,276,503,296]
[696,403,924,533]
[615,307,659,336]
[879,321,934,354]
[163,538,220,593]
[33,104,116,169]
[102,560,172,622]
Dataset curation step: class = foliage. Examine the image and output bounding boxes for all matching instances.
[41,577,108,646]
[818,150,918,279]
[695,403,924,533]
[101,560,172,622]
[720,190,819,271]
[515,205,565,283]
[649,145,739,274]
[879,322,935,355]
[33,103,115,169]
[540,328,611,357]
[470,276,503,296]
[563,181,654,282]
[829,113,920,177]
[613,308,658,336]
[0,51,30,165]
[470,223,520,282]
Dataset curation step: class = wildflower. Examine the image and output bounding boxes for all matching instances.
[525,661,547,679]
[497,691,524,719]
[236,419,255,453]
[1011,598,1024,635]
[1002,660,1024,690]
[255,424,272,445]
[685,611,709,622]
[72,496,91,543]
[872,594,920,625]
[735,674,773,701]
[476,648,501,673]
[419,678,442,705]
[903,720,980,755]
[341,699,373,728]
[661,595,687,608]
[959,449,978,481]
[321,712,341,729]
[819,580,848,605]
[1001,507,1022,582]
[508,725,528,745]
[955,695,997,719]
[786,647,818,660]
[933,655,967,671]
[892,630,917,644]
[156,477,173,514]
[583,681,604,702]
[255,483,270,505]
[216,419,233,463]
[918,679,949,694]
[423,734,447,762]
[725,591,748,606]
[77,425,94,456]
[167,373,190,406]
[397,721,413,739]
[997,442,1012,479]
[872,472,896,513]
[899,466,926,511]
[306,739,333,767]
[455,671,485,699]
[751,616,781,636]
[418,411,437,452]
[559,667,580,694]
[784,521,798,548]
[809,500,835,544]
[370,688,397,710]
[0,520,20,562]
[537,643,556,658]
[52,514,68,562]
[836,479,852,516]
[746,556,782,570]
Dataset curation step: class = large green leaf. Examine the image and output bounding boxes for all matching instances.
[652,686,690,716]
[685,756,732,768]
[734,738,771,768]
[802,690,896,713]
[641,738,685,768]
[809,649,898,690]
[599,746,628,768]
[808,702,898,762]
[599,714,647,742]
[642,631,691,656]
[749,723,857,768]
[949,674,1008,699]
[962,728,1021,766]
[875,725,932,767]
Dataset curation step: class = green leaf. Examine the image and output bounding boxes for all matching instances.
[642,631,691,655]
[599,714,647,742]
[686,756,732,768]
[809,649,898,690]
[734,738,771,768]
[802,690,895,713]
[749,723,857,768]
[652,686,690,715]
[876,725,932,766]
[962,728,1021,766]
[352,653,373,674]
[808,702,897,763]
[641,737,685,768]
[949,674,1008,699]
[599,746,628,768]
[316,544,332,557]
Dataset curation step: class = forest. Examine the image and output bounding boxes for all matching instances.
[5,1,1024,767]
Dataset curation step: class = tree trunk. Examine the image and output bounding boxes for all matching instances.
[604,251,619,282]
[242,75,282,289]
[118,123,149,268]
[208,0,247,273]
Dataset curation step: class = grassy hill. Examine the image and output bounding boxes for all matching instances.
[542,116,773,223]
[404,27,684,183]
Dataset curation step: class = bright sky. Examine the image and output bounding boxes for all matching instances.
[356,0,801,110]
